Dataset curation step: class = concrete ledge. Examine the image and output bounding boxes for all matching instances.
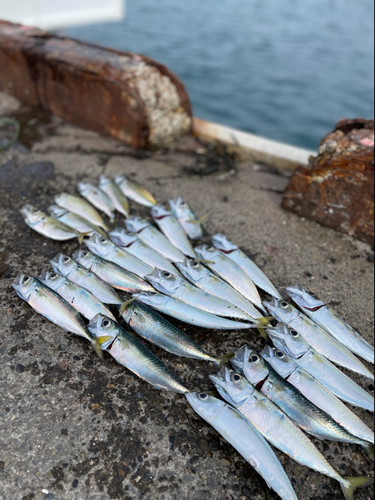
[193,117,316,171]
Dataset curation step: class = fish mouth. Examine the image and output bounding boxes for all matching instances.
[185,392,198,407]
[263,299,278,315]
[12,273,23,289]
[260,345,275,360]
[208,373,226,390]
[285,286,304,296]
[265,325,286,341]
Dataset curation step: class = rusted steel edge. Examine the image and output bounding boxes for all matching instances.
[193,117,316,171]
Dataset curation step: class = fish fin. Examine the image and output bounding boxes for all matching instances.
[91,338,104,359]
[77,232,92,245]
[363,443,374,461]
[257,327,269,340]
[95,335,114,346]
[341,477,374,500]
[253,316,274,328]
[188,211,211,225]
[195,258,216,265]
[214,353,235,369]
[119,297,136,315]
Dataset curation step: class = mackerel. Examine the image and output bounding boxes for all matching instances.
[77,181,115,221]
[115,174,157,207]
[54,193,109,231]
[48,205,107,238]
[99,175,129,217]
[169,198,204,240]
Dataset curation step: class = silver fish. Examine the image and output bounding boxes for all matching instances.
[99,175,129,217]
[266,323,374,412]
[48,205,107,238]
[83,233,153,278]
[12,274,102,358]
[132,292,259,330]
[151,205,196,258]
[210,367,373,500]
[169,197,204,240]
[109,228,181,277]
[195,245,266,313]
[115,174,157,207]
[20,204,84,243]
[77,181,115,221]
[121,301,232,365]
[40,271,117,322]
[186,393,298,500]
[264,298,374,380]
[125,216,185,263]
[73,249,154,293]
[232,345,373,457]
[286,286,374,365]
[88,314,188,393]
[212,234,282,299]
[262,345,374,445]
[175,259,264,320]
[54,193,109,231]
[50,253,122,305]
[145,268,254,321]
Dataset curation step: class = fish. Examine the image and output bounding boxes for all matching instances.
[132,292,262,330]
[169,197,204,240]
[99,175,129,217]
[48,205,108,238]
[195,245,266,313]
[40,271,117,322]
[54,193,109,231]
[12,274,102,358]
[210,366,374,500]
[77,181,115,221]
[115,174,157,207]
[262,345,374,445]
[145,268,254,321]
[109,228,182,277]
[264,298,374,380]
[88,314,189,393]
[286,286,374,365]
[73,249,154,293]
[125,216,185,263]
[175,259,264,320]
[266,323,374,412]
[83,233,153,278]
[186,393,299,500]
[231,345,373,457]
[20,204,86,243]
[212,234,282,299]
[151,205,196,258]
[120,301,233,365]
[50,253,123,305]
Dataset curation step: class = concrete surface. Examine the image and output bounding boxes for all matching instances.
[0,91,374,500]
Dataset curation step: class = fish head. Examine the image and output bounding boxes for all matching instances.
[125,216,150,233]
[266,323,309,359]
[286,286,325,311]
[87,314,118,349]
[185,393,226,421]
[73,249,96,269]
[145,268,181,294]
[77,181,92,195]
[50,253,77,276]
[83,233,113,257]
[263,297,297,324]
[39,270,65,291]
[12,274,38,301]
[194,244,219,262]
[261,345,297,379]
[98,174,111,188]
[114,174,127,186]
[175,259,208,282]
[169,197,190,218]
[236,347,270,387]
[20,204,45,226]
[209,366,254,408]
[109,228,137,248]
[48,205,67,218]
[211,234,238,253]
[54,193,69,206]
[151,204,171,220]
[132,292,170,308]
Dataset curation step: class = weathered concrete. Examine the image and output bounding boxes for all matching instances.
[0,91,374,500]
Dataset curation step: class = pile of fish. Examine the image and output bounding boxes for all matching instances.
[15,173,374,500]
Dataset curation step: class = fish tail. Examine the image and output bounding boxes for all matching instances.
[91,338,104,359]
[77,231,92,245]
[254,316,274,328]
[363,443,374,461]
[214,353,235,369]
[341,477,374,500]
[195,258,216,265]
[257,327,269,340]
[119,297,137,315]
[188,211,211,225]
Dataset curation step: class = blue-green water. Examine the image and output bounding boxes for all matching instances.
[62,0,374,150]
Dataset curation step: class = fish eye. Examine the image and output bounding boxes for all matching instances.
[82,251,89,257]
[180,201,187,208]
[192,261,200,268]
[199,393,209,401]
[208,247,215,252]
[50,273,59,280]
[102,319,111,328]
[63,256,70,263]
[276,351,285,359]
[100,238,108,244]
[231,373,242,383]
[280,301,289,309]
[250,354,260,363]
[291,329,299,338]
[163,272,172,278]
[22,276,31,284]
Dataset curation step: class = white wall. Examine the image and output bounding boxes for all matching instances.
[0,0,125,30]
